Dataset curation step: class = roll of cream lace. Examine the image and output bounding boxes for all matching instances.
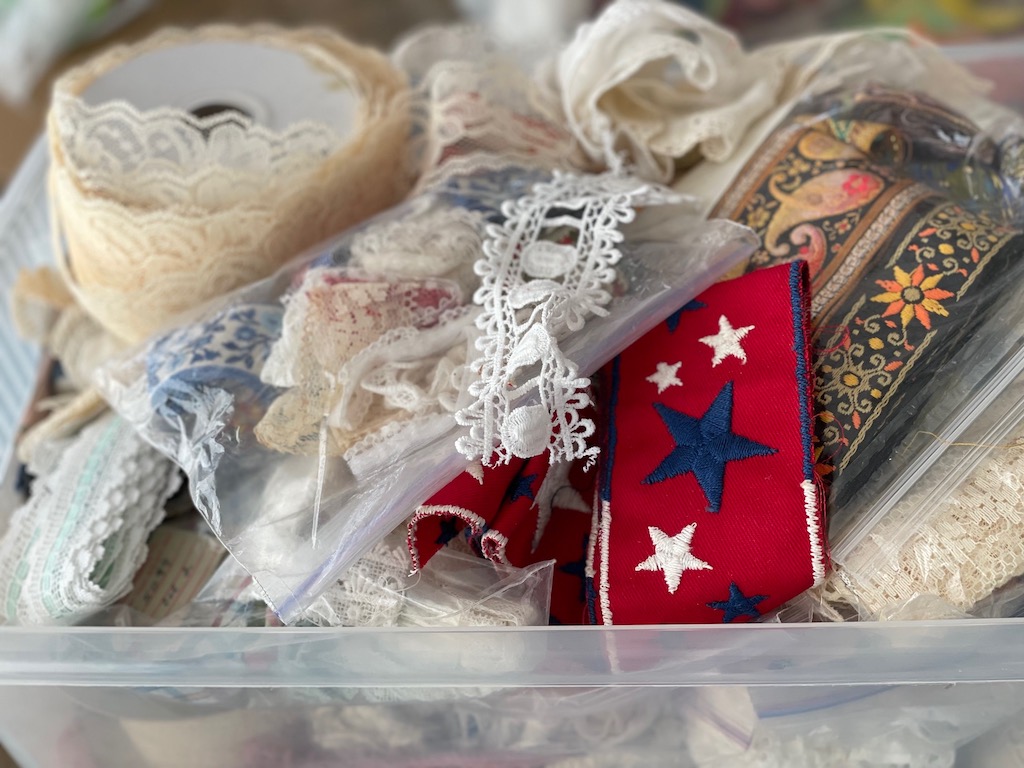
[48,25,413,344]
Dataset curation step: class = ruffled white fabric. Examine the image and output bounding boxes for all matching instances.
[539,0,1005,204]
[539,0,786,182]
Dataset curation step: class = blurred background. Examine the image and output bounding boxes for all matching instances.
[2,0,1024,188]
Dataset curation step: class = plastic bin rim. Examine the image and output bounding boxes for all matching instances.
[0,619,1022,688]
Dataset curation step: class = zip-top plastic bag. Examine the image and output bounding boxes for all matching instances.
[97,33,756,621]
[545,6,1024,622]
[99,187,752,622]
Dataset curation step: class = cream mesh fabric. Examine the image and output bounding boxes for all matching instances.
[48,25,413,344]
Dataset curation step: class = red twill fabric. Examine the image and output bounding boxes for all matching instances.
[588,260,828,624]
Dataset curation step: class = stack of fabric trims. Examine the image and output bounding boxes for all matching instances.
[2,0,1024,634]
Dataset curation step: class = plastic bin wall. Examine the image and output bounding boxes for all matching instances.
[0,622,1024,765]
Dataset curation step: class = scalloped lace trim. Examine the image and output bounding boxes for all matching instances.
[0,414,180,624]
[49,24,413,343]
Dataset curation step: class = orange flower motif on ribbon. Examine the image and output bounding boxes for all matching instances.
[871,265,954,330]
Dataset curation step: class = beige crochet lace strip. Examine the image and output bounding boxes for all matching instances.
[48,25,414,344]
[819,422,1024,617]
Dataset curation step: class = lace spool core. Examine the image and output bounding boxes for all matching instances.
[77,40,360,134]
[189,103,253,122]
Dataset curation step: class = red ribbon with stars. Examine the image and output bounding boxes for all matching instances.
[408,261,828,625]
[589,260,827,624]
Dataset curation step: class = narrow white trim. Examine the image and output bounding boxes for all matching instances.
[584,490,600,579]
[407,505,487,572]
[596,498,621,671]
[481,529,511,565]
[802,479,826,586]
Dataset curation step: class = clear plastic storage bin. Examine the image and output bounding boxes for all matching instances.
[2,616,1024,765]
[7,61,1024,763]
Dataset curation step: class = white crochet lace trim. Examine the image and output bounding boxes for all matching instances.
[304,531,545,629]
[306,536,411,627]
[0,414,180,625]
[456,170,681,465]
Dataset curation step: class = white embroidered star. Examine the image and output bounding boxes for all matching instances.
[635,523,712,594]
[646,361,682,394]
[699,315,754,367]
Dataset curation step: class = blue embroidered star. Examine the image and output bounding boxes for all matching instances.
[643,381,776,512]
[559,534,589,602]
[666,299,707,333]
[506,473,538,503]
[707,582,768,623]
[434,516,462,546]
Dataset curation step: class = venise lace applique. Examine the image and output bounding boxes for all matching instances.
[456,170,681,466]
